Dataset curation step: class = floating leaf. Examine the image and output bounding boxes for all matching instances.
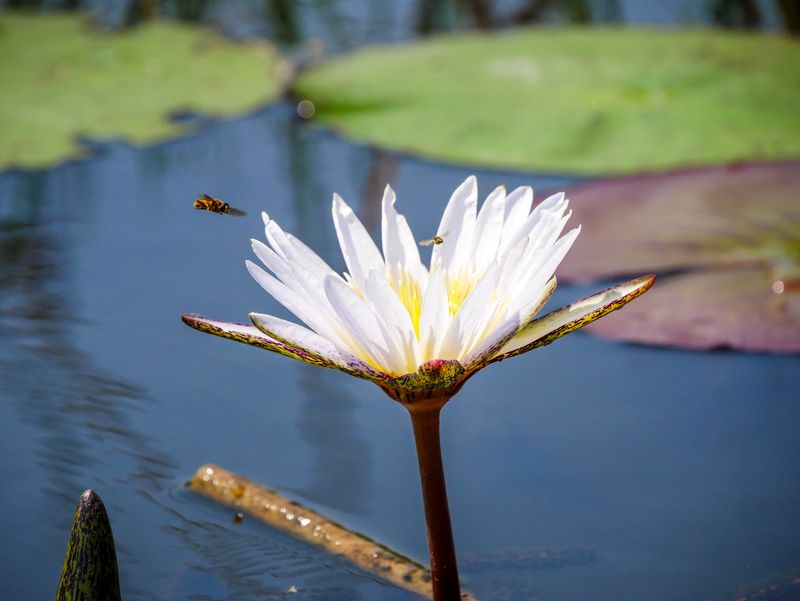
[586,267,800,353]
[56,490,121,601]
[0,14,286,169]
[558,162,800,353]
[294,29,800,175]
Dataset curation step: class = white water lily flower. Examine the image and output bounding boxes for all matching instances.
[183,176,653,405]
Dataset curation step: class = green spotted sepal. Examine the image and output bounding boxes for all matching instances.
[493,274,655,362]
[181,313,387,381]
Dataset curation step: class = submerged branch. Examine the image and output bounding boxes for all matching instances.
[188,464,478,600]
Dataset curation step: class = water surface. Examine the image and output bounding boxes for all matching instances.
[1,2,799,598]
[1,103,799,600]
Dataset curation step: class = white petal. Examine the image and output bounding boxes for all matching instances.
[500,226,581,324]
[524,226,581,292]
[251,239,338,321]
[252,239,295,286]
[438,260,502,359]
[418,267,450,357]
[536,191,566,211]
[261,214,345,289]
[246,260,344,347]
[463,309,521,368]
[462,277,556,369]
[507,193,568,254]
[261,212,289,262]
[498,185,533,254]
[331,194,384,291]
[285,232,339,280]
[417,324,437,366]
[363,269,415,342]
[362,270,418,372]
[249,312,387,379]
[526,207,571,256]
[472,185,506,268]
[494,235,531,302]
[381,185,428,286]
[322,274,398,371]
[431,175,478,272]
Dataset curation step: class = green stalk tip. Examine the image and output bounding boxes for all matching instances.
[56,489,121,601]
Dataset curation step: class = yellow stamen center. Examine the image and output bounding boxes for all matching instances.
[445,269,475,317]
[391,270,423,337]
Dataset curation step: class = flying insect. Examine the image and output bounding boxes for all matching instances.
[418,232,448,247]
[193,194,246,216]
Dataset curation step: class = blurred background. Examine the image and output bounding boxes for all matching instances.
[1,0,799,40]
[1,2,799,600]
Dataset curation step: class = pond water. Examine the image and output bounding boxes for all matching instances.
[2,2,799,600]
[2,102,799,601]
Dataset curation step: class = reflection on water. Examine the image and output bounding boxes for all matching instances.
[148,489,395,601]
[0,170,175,590]
[282,114,335,247]
[0,0,793,48]
[359,150,399,233]
[294,370,372,514]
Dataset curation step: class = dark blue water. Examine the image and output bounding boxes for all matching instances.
[2,103,799,601]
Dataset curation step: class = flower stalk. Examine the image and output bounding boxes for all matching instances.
[408,400,461,600]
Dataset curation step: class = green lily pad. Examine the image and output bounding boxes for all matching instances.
[558,162,800,353]
[294,28,800,175]
[0,14,286,169]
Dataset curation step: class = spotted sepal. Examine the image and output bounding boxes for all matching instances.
[182,313,381,381]
[492,274,655,363]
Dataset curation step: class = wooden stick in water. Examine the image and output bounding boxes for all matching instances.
[188,464,478,600]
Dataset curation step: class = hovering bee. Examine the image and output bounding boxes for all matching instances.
[418,232,448,247]
[193,194,246,216]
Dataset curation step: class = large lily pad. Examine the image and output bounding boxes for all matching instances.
[558,162,800,353]
[0,14,286,169]
[294,28,800,175]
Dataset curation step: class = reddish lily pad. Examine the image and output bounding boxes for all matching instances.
[588,268,800,353]
[558,162,800,353]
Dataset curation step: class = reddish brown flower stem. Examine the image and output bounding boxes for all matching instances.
[408,403,462,600]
